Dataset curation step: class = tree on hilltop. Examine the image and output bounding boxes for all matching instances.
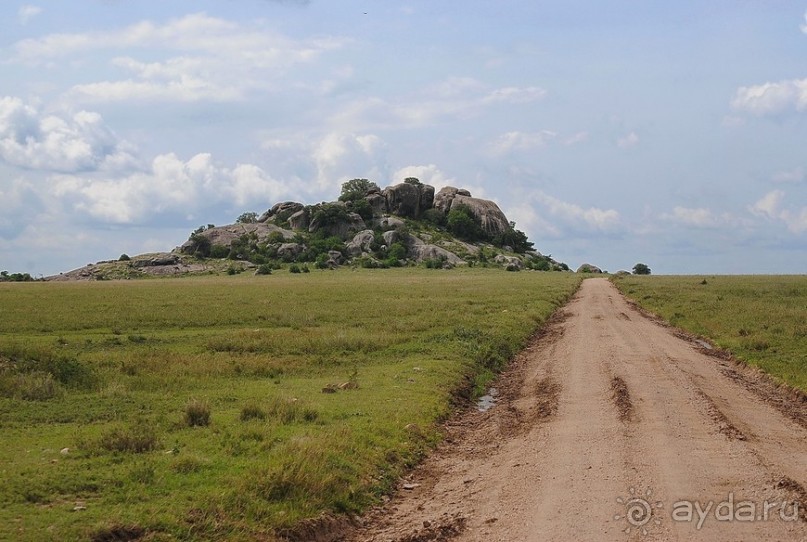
[632,263,651,275]
[338,178,379,202]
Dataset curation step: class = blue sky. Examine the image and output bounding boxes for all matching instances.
[1,1,806,275]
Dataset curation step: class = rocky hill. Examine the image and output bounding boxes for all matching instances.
[49,179,569,280]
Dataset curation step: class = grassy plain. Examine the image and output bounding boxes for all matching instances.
[612,275,807,391]
[0,268,580,541]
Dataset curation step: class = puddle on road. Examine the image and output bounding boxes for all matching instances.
[477,388,499,412]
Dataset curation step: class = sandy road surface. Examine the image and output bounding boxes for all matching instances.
[346,278,806,542]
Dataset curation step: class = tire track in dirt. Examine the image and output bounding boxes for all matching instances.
[344,278,806,542]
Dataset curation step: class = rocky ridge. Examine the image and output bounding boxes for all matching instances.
[49,181,569,280]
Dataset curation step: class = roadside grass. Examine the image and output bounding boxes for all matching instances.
[0,268,580,541]
[612,275,807,392]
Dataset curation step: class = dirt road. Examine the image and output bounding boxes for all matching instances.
[347,278,807,541]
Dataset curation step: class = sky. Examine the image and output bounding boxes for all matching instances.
[1,1,806,276]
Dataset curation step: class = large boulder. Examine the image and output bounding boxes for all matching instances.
[382,230,402,246]
[366,192,387,216]
[409,244,464,265]
[309,209,366,239]
[382,182,435,218]
[436,186,513,238]
[180,223,294,253]
[371,216,406,230]
[433,186,471,214]
[278,243,304,260]
[576,263,602,274]
[495,254,523,270]
[288,209,309,231]
[345,230,375,257]
[445,191,511,238]
[132,253,180,267]
[258,202,304,223]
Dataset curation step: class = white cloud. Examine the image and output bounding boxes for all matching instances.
[11,13,346,104]
[731,79,807,115]
[51,152,293,224]
[617,131,639,149]
[329,79,547,129]
[391,165,457,192]
[750,190,785,220]
[505,202,560,238]
[11,13,340,62]
[0,96,139,172]
[311,132,388,192]
[563,131,588,145]
[663,207,719,228]
[17,5,42,25]
[771,167,805,184]
[750,190,807,233]
[533,191,622,233]
[480,86,547,104]
[801,10,807,33]
[659,207,746,229]
[490,130,556,155]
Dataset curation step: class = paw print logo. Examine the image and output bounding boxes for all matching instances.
[614,487,663,536]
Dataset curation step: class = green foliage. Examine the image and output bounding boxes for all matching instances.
[338,178,379,202]
[209,244,229,259]
[421,208,447,227]
[350,198,374,222]
[236,212,258,224]
[0,271,34,282]
[315,253,331,269]
[289,264,302,274]
[255,264,273,275]
[633,263,651,275]
[98,424,160,453]
[423,256,447,269]
[184,399,211,427]
[186,233,212,258]
[446,205,485,242]
[525,255,552,271]
[118,254,131,262]
[267,231,286,244]
[493,223,534,253]
[311,203,350,232]
[0,371,63,401]
[388,242,407,261]
[404,177,422,186]
[0,345,97,392]
[240,402,266,421]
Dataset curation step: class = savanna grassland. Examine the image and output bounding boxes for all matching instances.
[612,275,807,391]
[0,269,581,541]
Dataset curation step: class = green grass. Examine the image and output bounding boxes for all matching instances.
[0,268,580,541]
[612,275,807,391]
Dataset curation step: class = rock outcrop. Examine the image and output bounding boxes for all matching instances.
[433,187,510,237]
[179,223,294,253]
[382,182,434,218]
[345,230,376,257]
[576,263,602,274]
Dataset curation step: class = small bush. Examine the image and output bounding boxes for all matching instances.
[99,425,160,453]
[0,371,63,401]
[209,244,230,259]
[172,456,207,474]
[240,402,266,422]
[265,397,318,424]
[255,264,273,275]
[289,264,302,274]
[184,399,211,427]
[118,254,131,261]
